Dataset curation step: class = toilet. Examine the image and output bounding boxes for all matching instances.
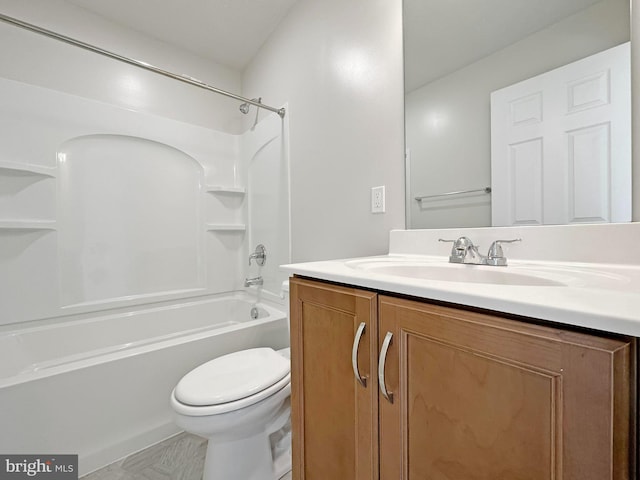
[170,346,291,480]
[171,282,292,480]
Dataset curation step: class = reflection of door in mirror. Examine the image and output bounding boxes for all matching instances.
[491,42,631,226]
[405,0,630,230]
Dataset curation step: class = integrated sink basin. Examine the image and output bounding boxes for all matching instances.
[361,263,565,286]
[344,257,635,290]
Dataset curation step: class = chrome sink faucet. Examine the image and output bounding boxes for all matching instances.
[439,237,521,266]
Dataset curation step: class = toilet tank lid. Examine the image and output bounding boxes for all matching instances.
[174,347,290,406]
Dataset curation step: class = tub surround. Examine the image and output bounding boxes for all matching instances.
[0,77,241,325]
[281,222,640,336]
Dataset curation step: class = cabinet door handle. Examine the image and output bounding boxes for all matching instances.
[378,331,394,403]
[351,322,367,387]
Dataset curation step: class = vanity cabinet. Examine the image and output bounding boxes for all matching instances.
[290,277,636,480]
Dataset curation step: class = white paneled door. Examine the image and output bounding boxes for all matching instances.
[491,43,631,226]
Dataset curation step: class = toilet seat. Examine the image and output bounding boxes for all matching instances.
[171,347,291,416]
[171,373,291,416]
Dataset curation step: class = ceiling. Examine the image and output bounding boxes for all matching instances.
[67,0,605,87]
[404,0,603,92]
[65,0,299,70]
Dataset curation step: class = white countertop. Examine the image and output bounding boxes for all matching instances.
[281,252,640,337]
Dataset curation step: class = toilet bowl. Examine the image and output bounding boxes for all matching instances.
[170,347,291,480]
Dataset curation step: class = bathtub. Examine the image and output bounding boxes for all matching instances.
[0,293,288,476]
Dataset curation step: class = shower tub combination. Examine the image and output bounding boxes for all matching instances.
[0,293,288,476]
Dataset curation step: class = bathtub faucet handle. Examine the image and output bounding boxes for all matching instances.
[249,244,267,266]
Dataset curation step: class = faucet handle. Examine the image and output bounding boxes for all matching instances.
[486,239,521,266]
[438,238,456,249]
[440,237,475,263]
[248,244,267,266]
[439,237,474,249]
[439,238,459,262]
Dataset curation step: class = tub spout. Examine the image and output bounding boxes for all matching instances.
[244,276,263,287]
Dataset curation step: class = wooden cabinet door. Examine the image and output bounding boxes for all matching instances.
[378,295,634,480]
[290,277,378,480]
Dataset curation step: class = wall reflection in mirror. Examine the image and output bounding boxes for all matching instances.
[404,0,631,229]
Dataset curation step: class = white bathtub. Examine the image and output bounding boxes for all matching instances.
[0,293,288,476]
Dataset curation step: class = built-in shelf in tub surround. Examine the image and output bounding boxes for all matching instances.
[205,185,246,194]
[0,162,56,178]
[205,223,246,231]
[0,220,57,230]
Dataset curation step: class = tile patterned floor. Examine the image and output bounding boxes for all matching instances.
[81,433,292,480]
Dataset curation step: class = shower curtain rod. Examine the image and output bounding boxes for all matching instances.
[0,13,286,118]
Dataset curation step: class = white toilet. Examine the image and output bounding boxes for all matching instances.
[171,348,291,480]
[170,346,291,480]
[171,279,292,480]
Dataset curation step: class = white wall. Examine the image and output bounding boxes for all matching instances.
[0,0,244,133]
[242,0,406,262]
[406,0,630,229]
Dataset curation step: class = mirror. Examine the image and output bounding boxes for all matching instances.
[404,0,631,229]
